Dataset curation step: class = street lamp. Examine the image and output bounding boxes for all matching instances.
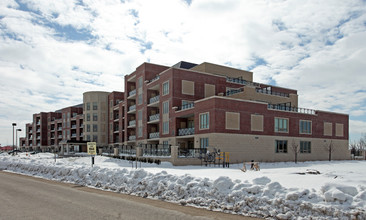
[16,128,22,154]
[12,123,16,155]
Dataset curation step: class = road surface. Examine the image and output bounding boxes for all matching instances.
[0,171,259,220]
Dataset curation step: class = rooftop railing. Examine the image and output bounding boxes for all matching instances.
[226,76,260,87]
[256,88,290,97]
[226,88,244,96]
[268,104,316,115]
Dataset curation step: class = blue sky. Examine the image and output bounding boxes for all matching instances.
[1,0,366,146]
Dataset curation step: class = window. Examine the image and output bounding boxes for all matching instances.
[93,113,98,121]
[163,121,169,134]
[87,124,90,132]
[86,114,90,121]
[163,141,169,148]
[275,118,288,132]
[200,138,209,148]
[199,113,209,130]
[86,103,90,110]
[275,140,288,153]
[138,77,143,88]
[86,135,90,141]
[92,102,98,110]
[138,110,143,121]
[162,81,169,95]
[138,94,142,105]
[93,124,98,132]
[300,141,311,153]
[93,135,98,142]
[138,127,142,137]
[163,101,169,114]
[300,120,312,134]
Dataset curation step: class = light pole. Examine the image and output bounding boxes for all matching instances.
[12,123,16,155]
[16,128,22,154]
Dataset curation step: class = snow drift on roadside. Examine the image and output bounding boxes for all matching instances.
[0,154,365,219]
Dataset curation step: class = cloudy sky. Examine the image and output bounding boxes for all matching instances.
[1,0,365,146]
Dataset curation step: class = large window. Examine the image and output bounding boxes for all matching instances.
[86,113,90,121]
[163,121,169,134]
[300,141,311,153]
[86,103,90,110]
[138,77,143,88]
[87,124,90,132]
[300,120,312,134]
[275,140,288,153]
[138,94,142,105]
[138,127,142,137]
[93,102,98,110]
[162,81,169,96]
[275,118,288,132]
[93,113,98,121]
[93,124,98,132]
[199,112,209,130]
[200,138,209,148]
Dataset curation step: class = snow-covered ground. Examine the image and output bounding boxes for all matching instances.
[0,152,365,219]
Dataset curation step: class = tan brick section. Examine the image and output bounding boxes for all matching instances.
[192,133,349,163]
[251,114,264,132]
[182,80,195,95]
[336,123,344,137]
[324,122,333,136]
[225,112,240,130]
[204,84,215,97]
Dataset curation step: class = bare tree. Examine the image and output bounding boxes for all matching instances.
[324,140,335,161]
[291,139,300,163]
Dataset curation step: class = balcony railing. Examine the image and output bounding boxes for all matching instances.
[114,114,119,120]
[149,95,160,104]
[71,125,77,129]
[226,88,244,96]
[71,134,77,137]
[178,103,194,111]
[128,89,136,97]
[36,129,40,132]
[178,127,195,136]
[128,120,136,127]
[149,114,160,122]
[128,135,136,141]
[268,104,316,115]
[128,105,136,112]
[149,132,159,139]
[58,127,62,131]
[58,135,62,139]
[141,144,171,157]
[226,76,260,87]
[256,88,290,97]
[178,148,207,158]
[147,75,160,84]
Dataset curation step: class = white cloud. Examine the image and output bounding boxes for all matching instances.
[1,0,366,145]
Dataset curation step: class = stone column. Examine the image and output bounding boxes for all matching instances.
[114,147,119,156]
[170,146,179,165]
[136,146,143,157]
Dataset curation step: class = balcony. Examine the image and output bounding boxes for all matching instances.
[128,89,136,98]
[36,121,40,125]
[177,103,194,111]
[128,105,136,113]
[226,88,244,96]
[149,114,160,122]
[36,136,41,140]
[36,129,40,133]
[128,135,136,141]
[58,127,62,131]
[114,114,119,121]
[149,132,159,139]
[128,120,136,127]
[268,104,316,115]
[147,75,160,84]
[149,95,160,104]
[178,127,195,136]
[256,88,289,97]
[71,133,77,138]
[226,76,260,87]
[71,125,77,129]
[58,135,62,139]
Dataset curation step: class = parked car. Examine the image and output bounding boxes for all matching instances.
[8,149,22,154]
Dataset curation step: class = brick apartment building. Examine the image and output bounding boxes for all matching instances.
[19,61,349,163]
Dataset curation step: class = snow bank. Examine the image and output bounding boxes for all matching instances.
[0,154,365,219]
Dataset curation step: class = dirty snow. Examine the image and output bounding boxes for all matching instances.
[0,153,365,219]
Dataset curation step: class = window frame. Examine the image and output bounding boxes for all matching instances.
[200,138,209,148]
[275,140,288,153]
[199,112,209,130]
[299,120,312,134]
[300,141,311,153]
[162,81,169,96]
[275,117,289,133]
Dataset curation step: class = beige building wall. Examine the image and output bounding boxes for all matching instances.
[191,62,253,82]
[191,133,349,163]
[83,91,110,146]
[230,86,299,107]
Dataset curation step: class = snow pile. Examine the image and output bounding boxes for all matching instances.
[1,154,365,219]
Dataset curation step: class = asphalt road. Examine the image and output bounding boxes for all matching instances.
[0,171,259,220]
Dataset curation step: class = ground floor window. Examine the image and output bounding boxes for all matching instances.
[300,141,311,153]
[200,138,209,148]
[275,140,288,153]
